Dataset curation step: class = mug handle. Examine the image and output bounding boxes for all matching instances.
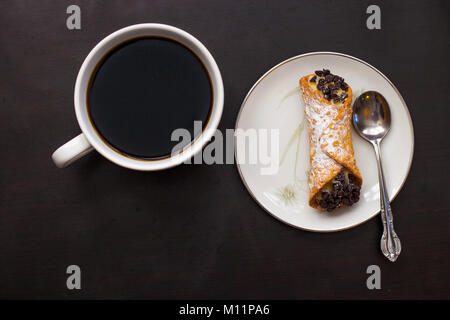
[52,133,94,168]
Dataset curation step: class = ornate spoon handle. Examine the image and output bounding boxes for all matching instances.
[372,140,401,262]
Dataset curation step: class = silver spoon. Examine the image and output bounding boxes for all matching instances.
[352,91,401,262]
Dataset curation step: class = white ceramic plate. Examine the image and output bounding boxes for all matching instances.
[235,52,414,232]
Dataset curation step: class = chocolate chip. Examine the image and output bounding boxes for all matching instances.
[348,174,355,183]
[312,69,351,107]
[322,192,330,200]
[340,92,348,100]
[327,201,336,211]
[319,200,328,208]
[342,197,351,206]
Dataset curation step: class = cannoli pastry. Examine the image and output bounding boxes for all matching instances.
[299,69,362,212]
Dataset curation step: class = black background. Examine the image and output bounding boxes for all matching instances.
[0,0,449,299]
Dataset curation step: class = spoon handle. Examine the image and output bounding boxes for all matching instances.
[372,140,401,262]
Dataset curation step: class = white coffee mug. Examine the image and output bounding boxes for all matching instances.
[52,23,224,171]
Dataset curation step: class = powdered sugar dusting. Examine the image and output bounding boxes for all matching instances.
[301,76,347,192]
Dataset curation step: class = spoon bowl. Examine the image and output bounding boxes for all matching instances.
[353,91,391,142]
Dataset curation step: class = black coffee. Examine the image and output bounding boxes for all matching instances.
[87,37,213,159]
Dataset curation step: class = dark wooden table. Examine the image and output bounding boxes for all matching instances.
[0,0,448,299]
